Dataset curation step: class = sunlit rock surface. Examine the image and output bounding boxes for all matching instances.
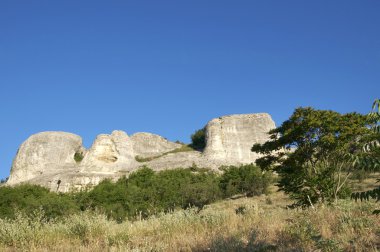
[203,113,275,164]
[7,113,275,192]
[130,132,182,158]
[80,130,137,173]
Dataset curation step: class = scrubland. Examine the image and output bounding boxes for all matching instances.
[0,187,378,252]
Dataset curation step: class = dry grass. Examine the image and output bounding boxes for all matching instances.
[351,172,380,192]
[0,188,379,251]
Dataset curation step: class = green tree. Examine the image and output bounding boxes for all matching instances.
[252,107,374,206]
[351,99,380,210]
[190,127,206,150]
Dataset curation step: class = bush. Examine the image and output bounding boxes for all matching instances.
[0,184,78,220]
[74,152,84,163]
[180,172,222,209]
[76,167,222,220]
[190,127,206,150]
[1,166,273,222]
[0,177,8,184]
[219,164,273,197]
[74,178,129,223]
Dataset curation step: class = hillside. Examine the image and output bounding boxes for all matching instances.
[0,186,379,251]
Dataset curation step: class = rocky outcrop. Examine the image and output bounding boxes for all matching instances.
[203,113,275,164]
[7,113,275,192]
[131,132,182,158]
[7,132,83,185]
[81,130,137,173]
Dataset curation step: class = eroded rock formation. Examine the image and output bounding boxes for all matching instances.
[81,130,136,173]
[203,113,275,164]
[7,113,275,192]
[131,132,182,159]
[7,132,84,186]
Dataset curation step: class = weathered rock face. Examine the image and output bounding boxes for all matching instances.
[130,132,182,158]
[81,130,137,173]
[7,132,83,185]
[203,113,275,164]
[7,113,275,192]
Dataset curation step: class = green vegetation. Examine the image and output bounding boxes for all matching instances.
[76,167,218,221]
[134,127,206,163]
[0,184,78,220]
[190,127,206,150]
[135,144,195,162]
[219,164,273,197]
[0,165,272,222]
[75,165,271,221]
[134,155,158,162]
[0,177,7,184]
[2,102,380,251]
[74,152,84,163]
[351,99,380,213]
[252,107,378,207]
[166,144,195,153]
[0,194,378,251]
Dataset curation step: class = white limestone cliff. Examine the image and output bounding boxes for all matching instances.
[203,113,275,164]
[6,113,275,192]
[131,132,182,158]
[7,132,83,186]
[81,130,137,173]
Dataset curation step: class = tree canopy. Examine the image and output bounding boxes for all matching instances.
[252,107,376,206]
[190,127,206,150]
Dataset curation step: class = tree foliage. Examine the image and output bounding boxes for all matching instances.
[252,107,374,206]
[0,184,78,220]
[351,99,380,208]
[76,165,270,220]
[219,164,273,197]
[190,127,206,150]
[0,165,273,222]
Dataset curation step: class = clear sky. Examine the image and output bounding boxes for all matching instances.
[0,0,379,179]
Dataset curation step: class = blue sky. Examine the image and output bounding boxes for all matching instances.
[0,0,379,179]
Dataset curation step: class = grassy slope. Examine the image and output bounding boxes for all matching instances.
[0,185,379,252]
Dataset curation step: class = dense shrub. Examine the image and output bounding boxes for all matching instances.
[219,164,273,197]
[179,171,222,209]
[74,152,84,163]
[1,165,273,222]
[0,177,8,184]
[190,127,206,150]
[0,184,78,220]
[76,167,223,220]
[72,178,129,222]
